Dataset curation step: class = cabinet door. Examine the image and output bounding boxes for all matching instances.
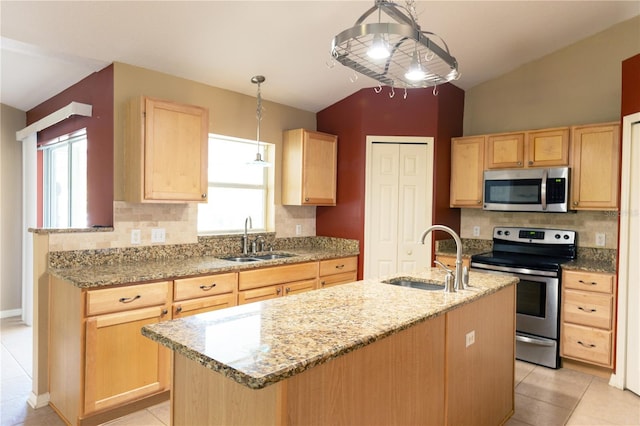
[284,279,317,296]
[302,131,337,205]
[174,293,236,318]
[450,136,484,208]
[319,271,357,289]
[485,132,525,169]
[238,285,282,305]
[526,128,569,167]
[570,123,620,210]
[84,305,170,414]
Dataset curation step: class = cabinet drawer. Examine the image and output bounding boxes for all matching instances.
[319,257,357,276]
[238,286,282,305]
[319,271,357,288]
[86,281,170,316]
[563,290,613,329]
[173,293,236,318]
[561,323,612,367]
[239,262,318,290]
[174,273,236,301]
[563,270,613,294]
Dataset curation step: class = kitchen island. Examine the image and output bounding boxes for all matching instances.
[143,269,517,425]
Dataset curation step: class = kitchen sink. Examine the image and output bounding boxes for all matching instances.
[382,278,444,291]
[220,253,296,262]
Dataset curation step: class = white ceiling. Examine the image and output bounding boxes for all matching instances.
[1,1,638,113]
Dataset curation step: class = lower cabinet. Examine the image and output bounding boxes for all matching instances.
[318,256,357,288]
[238,262,318,304]
[561,270,616,368]
[173,272,237,318]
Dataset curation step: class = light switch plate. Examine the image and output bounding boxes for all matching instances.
[595,232,606,247]
[473,226,480,237]
[296,224,302,236]
[466,330,475,347]
[151,228,166,243]
[131,229,141,245]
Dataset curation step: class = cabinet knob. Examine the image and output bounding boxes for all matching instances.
[285,287,291,294]
[201,193,207,199]
[277,288,282,295]
[161,309,169,316]
[176,306,183,313]
[573,201,579,206]
[304,197,309,202]
[321,280,326,286]
[528,160,533,165]
[477,200,482,204]
[517,161,522,166]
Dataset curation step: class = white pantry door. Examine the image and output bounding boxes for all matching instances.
[364,138,433,278]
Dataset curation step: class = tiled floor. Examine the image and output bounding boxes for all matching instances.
[1,316,639,425]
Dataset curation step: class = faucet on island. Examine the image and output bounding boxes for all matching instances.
[243,216,253,255]
[419,224,468,292]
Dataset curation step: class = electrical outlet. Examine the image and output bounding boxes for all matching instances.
[296,224,302,236]
[473,226,480,237]
[466,330,475,348]
[131,229,141,245]
[595,232,606,247]
[151,228,166,243]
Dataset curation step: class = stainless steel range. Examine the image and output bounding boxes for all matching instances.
[470,227,577,369]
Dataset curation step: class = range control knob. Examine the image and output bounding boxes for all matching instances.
[564,234,570,240]
[497,230,503,235]
[555,234,561,239]
[505,231,511,236]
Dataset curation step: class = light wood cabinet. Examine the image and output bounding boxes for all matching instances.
[49,278,172,425]
[124,96,209,203]
[173,272,237,318]
[450,136,484,208]
[282,128,337,206]
[570,123,620,210]
[485,132,525,169]
[435,254,470,270]
[238,262,319,304]
[318,256,358,288]
[485,128,569,169]
[561,270,616,368]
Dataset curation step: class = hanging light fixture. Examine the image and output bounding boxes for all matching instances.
[247,75,271,167]
[331,0,460,92]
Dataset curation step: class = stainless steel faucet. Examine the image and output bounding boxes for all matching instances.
[419,225,468,291]
[243,216,252,255]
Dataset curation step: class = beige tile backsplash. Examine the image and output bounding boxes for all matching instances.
[460,209,618,249]
[48,202,317,251]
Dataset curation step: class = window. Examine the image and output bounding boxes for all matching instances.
[40,129,87,228]
[198,134,271,234]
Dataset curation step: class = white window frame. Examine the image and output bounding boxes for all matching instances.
[40,128,87,228]
[198,134,272,235]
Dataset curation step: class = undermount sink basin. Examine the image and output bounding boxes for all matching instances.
[221,253,296,262]
[382,278,444,291]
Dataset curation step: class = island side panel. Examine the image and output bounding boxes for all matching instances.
[172,354,287,425]
[445,285,516,426]
[286,315,446,425]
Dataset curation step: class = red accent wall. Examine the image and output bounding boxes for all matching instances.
[621,54,640,116]
[316,84,465,278]
[27,64,114,227]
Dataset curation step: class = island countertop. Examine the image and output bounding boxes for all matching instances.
[142,269,517,390]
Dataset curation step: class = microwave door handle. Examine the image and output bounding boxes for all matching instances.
[541,169,548,210]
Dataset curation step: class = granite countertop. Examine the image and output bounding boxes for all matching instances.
[142,269,517,390]
[48,247,359,288]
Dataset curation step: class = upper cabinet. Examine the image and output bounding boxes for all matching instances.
[570,122,620,210]
[485,127,569,169]
[450,136,484,208]
[124,96,209,203]
[282,129,338,206]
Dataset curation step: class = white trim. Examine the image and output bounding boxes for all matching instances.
[610,111,640,390]
[16,102,92,140]
[27,391,50,409]
[0,308,22,319]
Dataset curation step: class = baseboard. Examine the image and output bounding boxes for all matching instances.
[28,391,50,409]
[0,309,22,319]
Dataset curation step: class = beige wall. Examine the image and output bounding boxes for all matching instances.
[1,104,26,313]
[463,15,640,135]
[459,16,639,243]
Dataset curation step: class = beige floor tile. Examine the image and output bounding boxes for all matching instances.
[147,401,170,425]
[99,408,165,426]
[0,375,32,404]
[0,319,32,377]
[1,347,27,381]
[566,412,624,425]
[511,393,573,426]
[571,377,640,425]
[515,360,536,385]
[504,415,534,426]
[515,365,592,409]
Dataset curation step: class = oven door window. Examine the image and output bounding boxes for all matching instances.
[485,179,541,205]
[517,280,546,318]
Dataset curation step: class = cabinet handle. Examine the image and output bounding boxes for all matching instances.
[335,264,345,269]
[304,197,309,202]
[285,287,291,294]
[573,201,579,206]
[161,309,169,316]
[176,306,183,313]
[578,279,598,286]
[199,283,217,291]
[321,280,326,286]
[577,306,597,313]
[517,161,522,166]
[201,193,207,199]
[119,295,141,303]
[277,288,282,295]
[528,160,534,165]
[577,341,596,348]
[477,200,481,204]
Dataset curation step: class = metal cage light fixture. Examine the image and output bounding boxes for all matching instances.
[330,0,459,93]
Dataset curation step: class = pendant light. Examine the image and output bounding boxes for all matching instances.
[247,75,271,167]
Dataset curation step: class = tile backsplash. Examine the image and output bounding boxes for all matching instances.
[460,209,618,249]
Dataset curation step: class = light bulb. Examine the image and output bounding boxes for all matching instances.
[405,50,426,81]
[367,33,390,60]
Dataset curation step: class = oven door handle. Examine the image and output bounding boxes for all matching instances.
[516,335,555,347]
[541,168,548,211]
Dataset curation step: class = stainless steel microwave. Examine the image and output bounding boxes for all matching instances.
[483,167,570,212]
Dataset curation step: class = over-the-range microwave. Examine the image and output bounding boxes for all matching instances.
[483,167,570,212]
